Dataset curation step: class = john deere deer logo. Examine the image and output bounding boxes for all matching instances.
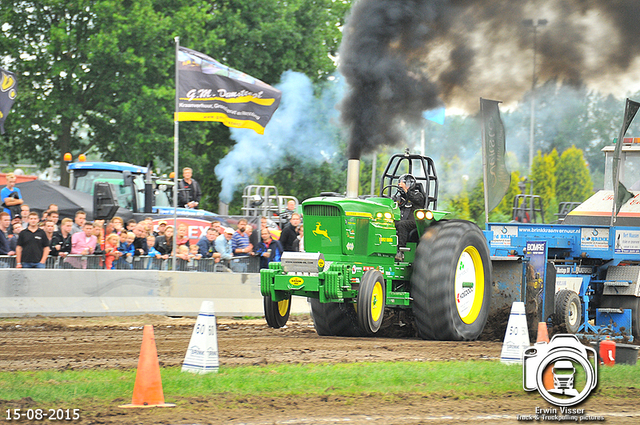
[313,222,331,242]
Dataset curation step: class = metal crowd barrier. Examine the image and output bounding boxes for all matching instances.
[0,254,261,273]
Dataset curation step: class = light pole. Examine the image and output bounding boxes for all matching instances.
[523,19,547,174]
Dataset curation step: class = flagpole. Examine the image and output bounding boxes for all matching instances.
[480,98,490,224]
[173,36,180,269]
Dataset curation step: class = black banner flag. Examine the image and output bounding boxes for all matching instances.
[0,67,18,134]
[611,98,640,223]
[176,47,281,134]
[481,98,510,216]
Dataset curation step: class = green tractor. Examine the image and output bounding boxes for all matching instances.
[260,152,492,340]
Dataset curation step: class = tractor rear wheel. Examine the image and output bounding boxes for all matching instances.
[357,270,386,335]
[264,295,291,329]
[309,298,364,337]
[552,290,582,333]
[411,220,492,340]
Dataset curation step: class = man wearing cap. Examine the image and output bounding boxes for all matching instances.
[154,220,167,237]
[215,227,234,262]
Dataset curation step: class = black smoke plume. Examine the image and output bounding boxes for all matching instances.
[339,0,640,159]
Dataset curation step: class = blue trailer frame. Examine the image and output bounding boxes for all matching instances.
[484,222,640,340]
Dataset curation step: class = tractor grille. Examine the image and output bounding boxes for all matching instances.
[304,205,341,217]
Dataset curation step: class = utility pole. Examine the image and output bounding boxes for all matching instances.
[523,19,548,174]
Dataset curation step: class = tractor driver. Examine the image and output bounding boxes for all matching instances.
[393,174,425,262]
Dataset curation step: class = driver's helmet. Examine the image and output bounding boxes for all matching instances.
[398,174,417,191]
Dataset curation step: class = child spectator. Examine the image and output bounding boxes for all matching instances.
[146,234,162,270]
[104,233,121,270]
[147,235,161,258]
[116,232,135,268]
[189,243,202,261]
[176,244,190,261]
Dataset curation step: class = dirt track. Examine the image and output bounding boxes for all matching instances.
[1,315,639,424]
[0,315,503,371]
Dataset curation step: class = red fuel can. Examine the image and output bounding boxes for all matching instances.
[600,339,616,366]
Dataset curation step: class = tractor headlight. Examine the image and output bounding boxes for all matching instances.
[376,212,383,219]
[384,212,393,220]
[416,210,425,220]
[425,210,434,220]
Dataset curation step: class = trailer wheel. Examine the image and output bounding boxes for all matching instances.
[357,270,386,335]
[309,298,364,337]
[551,289,582,334]
[411,220,492,340]
[264,295,291,329]
[553,290,582,334]
[599,295,640,340]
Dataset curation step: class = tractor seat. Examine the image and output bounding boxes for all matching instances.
[415,182,427,209]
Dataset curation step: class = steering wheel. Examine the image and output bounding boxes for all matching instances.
[381,184,402,200]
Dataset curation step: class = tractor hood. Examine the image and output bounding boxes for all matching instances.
[562,190,640,226]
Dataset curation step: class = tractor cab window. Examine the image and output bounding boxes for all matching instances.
[72,170,134,210]
[604,147,640,190]
[71,169,148,211]
[154,182,173,207]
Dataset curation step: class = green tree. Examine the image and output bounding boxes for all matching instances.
[494,170,522,219]
[0,0,349,210]
[556,145,593,202]
[531,149,558,222]
[0,0,214,185]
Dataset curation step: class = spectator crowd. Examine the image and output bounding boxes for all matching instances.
[1,171,305,271]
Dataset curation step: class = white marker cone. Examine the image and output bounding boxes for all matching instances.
[182,301,219,374]
[500,301,531,364]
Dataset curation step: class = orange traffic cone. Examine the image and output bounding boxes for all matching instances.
[119,325,175,408]
[536,322,550,343]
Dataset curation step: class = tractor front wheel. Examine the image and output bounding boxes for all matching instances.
[264,295,291,329]
[357,270,386,335]
[411,220,492,340]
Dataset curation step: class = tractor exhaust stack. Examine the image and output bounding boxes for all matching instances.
[346,159,360,198]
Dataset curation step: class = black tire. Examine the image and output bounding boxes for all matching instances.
[599,295,640,340]
[552,290,582,334]
[357,270,386,335]
[411,220,492,340]
[309,298,364,337]
[264,295,291,329]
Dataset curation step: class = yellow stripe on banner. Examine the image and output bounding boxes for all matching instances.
[345,211,372,218]
[175,112,265,134]
[179,96,275,106]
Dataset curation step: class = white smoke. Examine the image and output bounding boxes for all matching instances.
[215,71,345,203]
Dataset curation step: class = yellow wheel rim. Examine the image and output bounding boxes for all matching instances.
[277,298,290,317]
[371,281,384,322]
[454,246,485,324]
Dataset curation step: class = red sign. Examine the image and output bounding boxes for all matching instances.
[152,218,214,246]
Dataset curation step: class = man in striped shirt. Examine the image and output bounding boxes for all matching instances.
[231,218,253,256]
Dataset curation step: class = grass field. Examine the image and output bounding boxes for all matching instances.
[1,360,638,404]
